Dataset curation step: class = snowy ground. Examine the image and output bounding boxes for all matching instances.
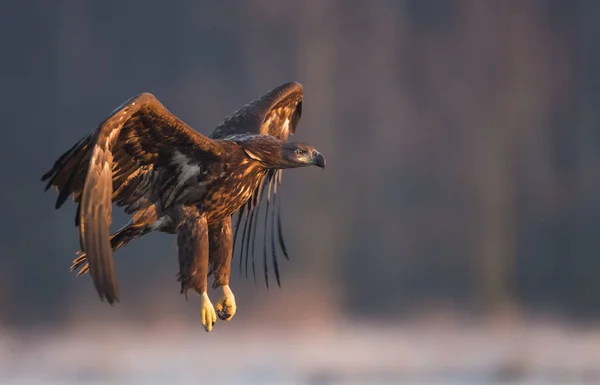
[2,317,600,385]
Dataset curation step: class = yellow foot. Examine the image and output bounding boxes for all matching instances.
[200,292,217,332]
[215,285,237,321]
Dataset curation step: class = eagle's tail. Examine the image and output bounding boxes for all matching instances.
[70,221,148,276]
[41,135,94,221]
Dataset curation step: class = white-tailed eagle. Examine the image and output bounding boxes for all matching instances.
[41,82,325,332]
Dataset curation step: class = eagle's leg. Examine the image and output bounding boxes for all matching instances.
[209,217,237,321]
[177,210,216,332]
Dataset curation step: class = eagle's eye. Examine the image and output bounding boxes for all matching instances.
[295,149,306,156]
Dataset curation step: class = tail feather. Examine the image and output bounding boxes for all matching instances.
[71,222,148,276]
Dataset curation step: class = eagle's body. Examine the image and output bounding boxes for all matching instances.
[196,138,272,222]
[41,82,325,332]
[124,137,277,229]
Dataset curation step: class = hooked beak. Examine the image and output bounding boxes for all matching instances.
[311,151,326,169]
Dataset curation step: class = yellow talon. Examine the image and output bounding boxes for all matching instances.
[215,285,237,321]
[200,292,217,332]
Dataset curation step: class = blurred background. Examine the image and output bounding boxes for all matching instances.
[2,0,600,384]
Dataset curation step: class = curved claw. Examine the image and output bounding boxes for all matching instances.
[200,292,217,332]
[215,285,237,321]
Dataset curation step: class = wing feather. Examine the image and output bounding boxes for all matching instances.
[210,81,303,141]
[80,147,118,303]
[43,93,222,304]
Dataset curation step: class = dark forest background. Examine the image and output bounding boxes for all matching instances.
[1,0,600,330]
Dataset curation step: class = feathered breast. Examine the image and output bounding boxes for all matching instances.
[201,157,267,222]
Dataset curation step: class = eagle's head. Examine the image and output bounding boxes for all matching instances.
[280,142,326,169]
[241,136,326,170]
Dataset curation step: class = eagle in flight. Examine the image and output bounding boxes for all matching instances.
[41,82,326,332]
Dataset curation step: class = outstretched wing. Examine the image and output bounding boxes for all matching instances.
[210,81,303,288]
[211,81,303,141]
[42,93,221,304]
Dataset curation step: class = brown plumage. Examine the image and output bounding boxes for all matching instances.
[41,82,325,331]
[210,82,304,288]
